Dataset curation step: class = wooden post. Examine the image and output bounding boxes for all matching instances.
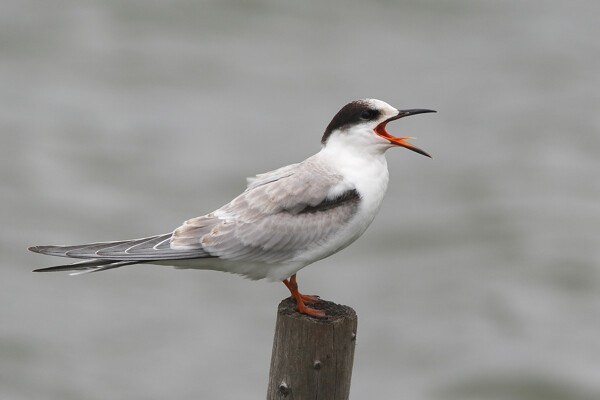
[267,297,358,400]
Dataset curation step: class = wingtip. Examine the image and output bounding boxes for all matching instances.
[32,265,60,272]
[32,265,62,273]
[32,265,79,273]
[28,245,41,253]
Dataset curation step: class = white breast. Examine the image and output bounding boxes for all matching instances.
[289,139,390,265]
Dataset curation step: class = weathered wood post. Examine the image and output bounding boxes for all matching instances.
[267,297,358,400]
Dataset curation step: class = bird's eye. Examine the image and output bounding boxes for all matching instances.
[360,110,375,120]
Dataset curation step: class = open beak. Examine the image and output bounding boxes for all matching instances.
[374,109,436,158]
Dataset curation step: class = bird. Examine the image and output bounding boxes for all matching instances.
[29,99,435,317]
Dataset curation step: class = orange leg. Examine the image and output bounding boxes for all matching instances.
[282,274,325,318]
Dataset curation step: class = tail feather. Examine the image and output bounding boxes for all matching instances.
[33,259,139,275]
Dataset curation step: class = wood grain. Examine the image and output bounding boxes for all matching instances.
[267,297,357,400]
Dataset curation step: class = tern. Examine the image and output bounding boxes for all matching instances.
[29,99,435,317]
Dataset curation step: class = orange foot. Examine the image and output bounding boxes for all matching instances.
[300,294,321,303]
[282,274,325,318]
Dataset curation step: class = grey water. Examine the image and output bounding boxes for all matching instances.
[1,1,599,399]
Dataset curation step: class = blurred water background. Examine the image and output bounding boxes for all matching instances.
[1,1,599,399]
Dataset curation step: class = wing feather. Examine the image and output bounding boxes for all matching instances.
[171,157,360,263]
[33,259,139,274]
[29,233,213,261]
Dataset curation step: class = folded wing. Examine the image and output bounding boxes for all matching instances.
[30,157,360,273]
[172,157,360,264]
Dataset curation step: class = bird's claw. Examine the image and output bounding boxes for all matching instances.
[300,294,320,303]
[283,273,325,318]
[297,303,326,318]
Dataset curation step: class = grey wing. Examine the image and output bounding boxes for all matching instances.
[29,233,216,274]
[28,164,311,273]
[171,158,360,263]
[29,233,214,262]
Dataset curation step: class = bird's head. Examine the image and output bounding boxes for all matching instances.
[321,99,435,157]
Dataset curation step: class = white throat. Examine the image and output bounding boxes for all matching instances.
[318,133,390,216]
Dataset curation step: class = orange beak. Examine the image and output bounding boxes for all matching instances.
[374,109,435,158]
